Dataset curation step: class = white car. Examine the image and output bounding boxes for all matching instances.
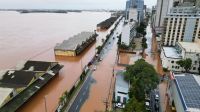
[155,94,159,101]
[93,66,97,71]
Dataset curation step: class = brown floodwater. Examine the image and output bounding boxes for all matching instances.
[0,11,111,112]
[80,19,123,112]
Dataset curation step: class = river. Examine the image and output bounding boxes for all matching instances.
[0,11,111,112]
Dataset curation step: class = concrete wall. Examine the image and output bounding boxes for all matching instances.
[170,80,185,112]
[55,50,76,56]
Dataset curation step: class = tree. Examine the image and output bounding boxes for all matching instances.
[119,43,129,50]
[96,46,102,54]
[163,67,169,73]
[184,58,192,72]
[123,97,145,112]
[141,37,148,56]
[176,58,192,72]
[124,59,159,111]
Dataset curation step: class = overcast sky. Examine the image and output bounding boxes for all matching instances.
[0,0,157,9]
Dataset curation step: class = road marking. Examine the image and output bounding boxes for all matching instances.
[75,105,79,110]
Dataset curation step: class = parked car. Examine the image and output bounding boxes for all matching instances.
[155,94,159,101]
[116,103,125,108]
[93,66,97,71]
[145,101,150,111]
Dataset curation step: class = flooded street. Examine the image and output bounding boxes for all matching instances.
[0,11,112,112]
[80,19,123,112]
[144,24,163,75]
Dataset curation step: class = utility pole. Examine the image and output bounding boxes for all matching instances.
[44,95,48,112]
[103,98,109,112]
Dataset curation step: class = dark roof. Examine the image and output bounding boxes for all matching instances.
[97,17,118,28]
[22,60,57,71]
[54,32,95,51]
[0,71,36,88]
[174,74,200,110]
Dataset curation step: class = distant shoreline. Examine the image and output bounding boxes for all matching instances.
[0,9,122,13]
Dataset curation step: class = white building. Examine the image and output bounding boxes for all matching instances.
[129,8,138,23]
[121,21,136,46]
[168,73,200,112]
[121,23,131,46]
[115,71,129,108]
[161,42,200,73]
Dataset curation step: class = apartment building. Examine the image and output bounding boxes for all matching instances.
[162,6,200,46]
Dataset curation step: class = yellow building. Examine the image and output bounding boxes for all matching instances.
[54,32,97,56]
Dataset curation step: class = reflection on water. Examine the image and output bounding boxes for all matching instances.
[0,11,111,112]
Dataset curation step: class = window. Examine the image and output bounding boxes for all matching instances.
[172,66,174,68]
[117,96,121,103]
[193,67,196,70]
[171,61,174,63]
[123,97,127,104]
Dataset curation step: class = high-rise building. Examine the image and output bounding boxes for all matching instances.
[162,6,200,46]
[125,0,130,20]
[137,0,144,23]
[125,0,144,23]
[154,0,178,34]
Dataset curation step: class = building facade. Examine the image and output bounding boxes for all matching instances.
[115,71,129,108]
[162,7,200,46]
[168,73,200,112]
[161,42,200,73]
[154,0,175,34]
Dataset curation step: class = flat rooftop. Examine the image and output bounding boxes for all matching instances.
[116,71,129,93]
[162,47,181,58]
[178,42,200,53]
[54,32,95,51]
[174,74,200,111]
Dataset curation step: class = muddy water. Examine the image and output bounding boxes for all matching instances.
[0,11,111,112]
[144,24,163,75]
[80,20,123,112]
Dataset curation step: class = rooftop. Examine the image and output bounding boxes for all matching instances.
[0,88,13,107]
[174,73,200,111]
[162,47,181,59]
[0,70,36,88]
[116,71,129,93]
[54,32,95,51]
[178,42,200,53]
[20,60,57,72]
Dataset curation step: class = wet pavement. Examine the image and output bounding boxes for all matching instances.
[80,19,123,112]
[144,23,172,112]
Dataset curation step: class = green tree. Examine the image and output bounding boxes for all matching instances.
[176,58,192,72]
[124,59,159,111]
[123,97,145,112]
[163,67,169,73]
[96,46,102,54]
